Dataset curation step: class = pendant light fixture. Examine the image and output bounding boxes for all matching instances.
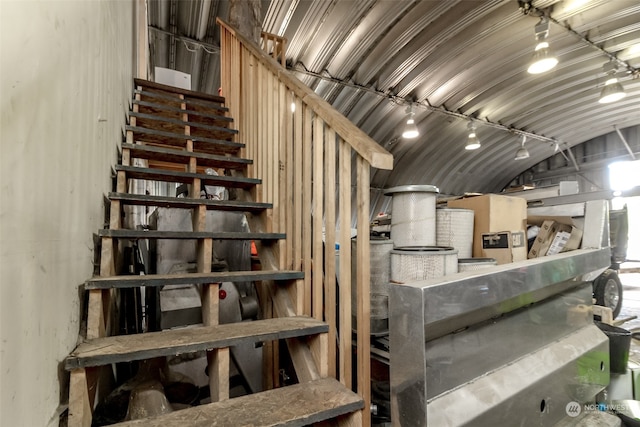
[598,60,626,104]
[465,121,481,150]
[515,135,530,160]
[527,17,558,74]
[402,104,419,139]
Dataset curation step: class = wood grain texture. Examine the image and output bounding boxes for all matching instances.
[338,140,352,388]
[108,192,271,213]
[215,19,393,171]
[126,125,242,154]
[134,78,226,104]
[115,165,259,188]
[122,143,251,170]
[67,369,91,427]
[323,126,337,379]
[356,157,371,427]
[208,347,230,402]
[133,99,232,123]
[97,229,285,241]
[65,316,327,370]
[85,270,304,289]
[112,377,363,427]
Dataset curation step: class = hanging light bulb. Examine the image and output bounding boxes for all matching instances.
[465,121,481,150]
[515,135,530,160]
[527,17,558,74]
[402,104,419,139]
[599,61,626,104]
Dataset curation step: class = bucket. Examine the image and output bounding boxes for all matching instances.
[457,258,497,272]
[390,246,458,283]
[596,321,631,374]
[352,237,393,335]
[436,208,474,258]
[384,185,439,247]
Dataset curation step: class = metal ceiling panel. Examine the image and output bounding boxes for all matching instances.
[147,0,640,206]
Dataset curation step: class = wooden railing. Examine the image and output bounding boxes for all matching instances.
[217,19,393,426]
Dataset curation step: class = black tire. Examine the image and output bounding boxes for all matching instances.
[594,269,623,319]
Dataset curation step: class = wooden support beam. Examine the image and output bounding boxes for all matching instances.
[312,116,324,321]
[324,127,337,379]
[356,157,371,427]
[208,347,230,402]
[67,369,91,427]
[338,140,352,388]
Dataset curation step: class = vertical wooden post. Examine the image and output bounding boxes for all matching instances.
[312,116,324,321]
[338,140,352,388]
[324,127,337,379]
[67,369,92,427]
[302,107,313,317]
[356,157,371,427]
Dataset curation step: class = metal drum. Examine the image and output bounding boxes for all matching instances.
[457,258,497,272]
[391,246,458,283]
[436,208,474,259]
[351,237,393,336]
[384,185,439,247]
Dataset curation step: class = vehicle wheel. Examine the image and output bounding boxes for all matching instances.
[594,269,623,319]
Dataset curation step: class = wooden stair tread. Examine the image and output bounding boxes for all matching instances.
[127,125,243,154]
[98,229,285,240]
[133,99,233,123]
[108,192,271,212]
[134,89,228,113]
[129,111,237,138]
[85,270,304,289]
[114,165,259,188]
[134,78,228,110]
[112,378,363,427]
[122,143,251,169]
[65,316,326,370]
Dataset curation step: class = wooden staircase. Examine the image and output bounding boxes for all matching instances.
[64,79,363,426]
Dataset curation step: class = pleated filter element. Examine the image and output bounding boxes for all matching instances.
[390,247,458,283]
[436,208,474,259]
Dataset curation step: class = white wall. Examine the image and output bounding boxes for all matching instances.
[0,1,134,425]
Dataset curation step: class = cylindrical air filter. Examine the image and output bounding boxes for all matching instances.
[390,246,458,283]
[384,185,439,247]
[436,208,475,258]
[457,258,497,272]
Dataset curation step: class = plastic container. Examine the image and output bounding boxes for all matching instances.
[596,321,631,374]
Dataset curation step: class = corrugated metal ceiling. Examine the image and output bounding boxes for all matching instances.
[148,0,640,205]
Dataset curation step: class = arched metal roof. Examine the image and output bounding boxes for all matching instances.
[148,0,640,201]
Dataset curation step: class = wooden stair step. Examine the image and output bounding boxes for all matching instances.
[134,88,229,114]
[115,165,259,189]
[108,192,272,212]
[129,111,237,141]
[98,229,285,241]
[111,377,363,427]
[85,270,305,290]
[127,126,243,155]
[134,78,228,112]
[122,143,251,170]
[65,316,325,370]
[133,99,233,125]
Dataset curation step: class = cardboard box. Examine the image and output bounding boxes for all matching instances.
[528,216,583,258]
[481,231,527,265]
[448,194,527,262]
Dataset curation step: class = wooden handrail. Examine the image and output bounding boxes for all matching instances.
[217,18,394,426]
[217,18,393,171]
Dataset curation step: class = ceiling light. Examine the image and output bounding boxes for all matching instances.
[527,17,558,74]
[515,135,530,160]
[465,121,480,150]
[402,105,419,139]
[599,61,626,104]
